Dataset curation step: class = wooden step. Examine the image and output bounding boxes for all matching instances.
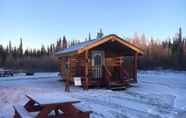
[111,86,127,91]
[110,81,125,87]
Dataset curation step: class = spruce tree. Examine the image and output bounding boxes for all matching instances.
[96,29,104,39]
[62,36,67,49]
[19,38,23,57]
[8,41,12,53]
[88,32,91,40]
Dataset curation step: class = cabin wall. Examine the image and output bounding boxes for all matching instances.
[59,57,67,81]
[59,53,92,83]
[59,57,64,77]
[58,50,136,84]
[70,54,85,77]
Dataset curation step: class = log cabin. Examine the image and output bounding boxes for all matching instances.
[56,34,143,91]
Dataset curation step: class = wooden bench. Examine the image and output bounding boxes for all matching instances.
[14,95,91,118]
[13,105,33,118]
[74,104,93,114]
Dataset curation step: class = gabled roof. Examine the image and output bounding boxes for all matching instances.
[55,39,97,56]
[56,34,144,56]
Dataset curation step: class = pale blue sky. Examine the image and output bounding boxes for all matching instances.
[0,0,186,49]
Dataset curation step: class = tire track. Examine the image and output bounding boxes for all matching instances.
[76,96,162,118]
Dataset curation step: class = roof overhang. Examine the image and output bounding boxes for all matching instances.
[78,35,144,55]
[56,34,144,57]
[55,50,78,57]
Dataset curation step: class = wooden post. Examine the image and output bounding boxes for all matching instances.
[65,57,70,92]
[119,56,123,79]
[59,57,63,80]
[133,53,138,83]
[85,51,89,90]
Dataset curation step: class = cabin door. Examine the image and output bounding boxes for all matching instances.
[91,51,105,80]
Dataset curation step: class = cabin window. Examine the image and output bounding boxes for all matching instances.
[94,55,102,66]
[92,50,105,66]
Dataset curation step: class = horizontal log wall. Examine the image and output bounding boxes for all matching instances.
[59,53,134,83]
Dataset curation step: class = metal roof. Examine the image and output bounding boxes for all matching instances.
[55,39,97,55]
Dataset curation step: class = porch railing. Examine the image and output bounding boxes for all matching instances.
[102,65,112,87]
[92,66,102,79]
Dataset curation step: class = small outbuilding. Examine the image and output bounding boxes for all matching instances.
[56,34,143,91]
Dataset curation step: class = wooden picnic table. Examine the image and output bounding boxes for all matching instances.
[14,94,90,118]
[25,94,80,107]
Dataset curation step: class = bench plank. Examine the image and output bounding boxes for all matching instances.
[14,105,33,118]
[26,94,80,105]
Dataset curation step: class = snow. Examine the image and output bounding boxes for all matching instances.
[27,94,79,105]
[14,105,33,118]
[56,39,97,55]
[0,71,186,118]
[0,72,59,81]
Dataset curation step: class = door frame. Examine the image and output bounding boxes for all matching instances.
[91,50,105,79]
[91,50,105,66]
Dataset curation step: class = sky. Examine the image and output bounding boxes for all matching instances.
[0,0,186,49]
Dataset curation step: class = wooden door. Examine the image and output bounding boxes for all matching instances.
[91,51,105,79]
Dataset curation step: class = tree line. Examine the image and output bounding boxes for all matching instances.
[0,28,185,72]
[0,37,66,72]
[129,27,186,70]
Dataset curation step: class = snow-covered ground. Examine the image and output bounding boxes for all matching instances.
[0,71,186,118]
[0,72,58,81]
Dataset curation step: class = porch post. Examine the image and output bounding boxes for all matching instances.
[119,56,123,79]
[133,53,138,83]
[65,57,70,92]
[59,57,63,80]
[85,50,89,90]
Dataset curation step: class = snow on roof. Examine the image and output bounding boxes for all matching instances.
[56,39,98,55]
[55,34,143,56]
